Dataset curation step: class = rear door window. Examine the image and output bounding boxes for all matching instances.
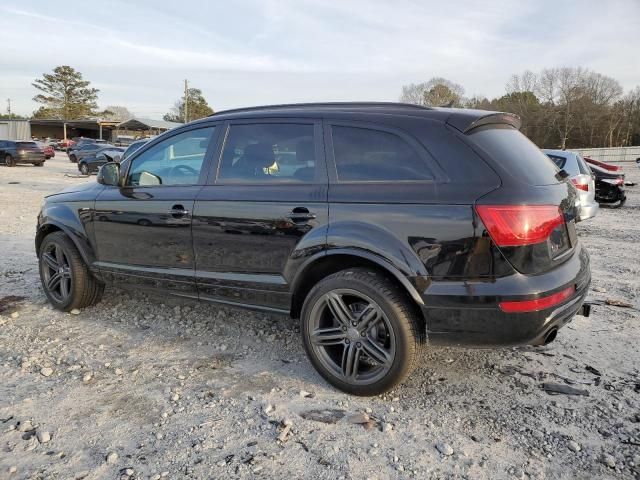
[217,123,317,183]
[331,125,432,181]
[469,125,560,185]
[546,154,566,169]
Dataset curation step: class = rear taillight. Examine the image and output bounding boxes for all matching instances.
[475,205,565,247]
[571,179,589,191]
[499,285,576,313]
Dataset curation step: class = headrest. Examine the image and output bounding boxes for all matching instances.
[243,143,274,168]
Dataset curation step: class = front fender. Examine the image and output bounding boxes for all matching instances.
[36,202,97,268]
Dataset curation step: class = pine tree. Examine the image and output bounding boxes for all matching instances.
[32,66,100,119]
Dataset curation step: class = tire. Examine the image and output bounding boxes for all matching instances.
[79,163,89,175]
[4,154,15,167]
[35,162,44,167]
[69,154,77,163]
[300,268,423,396]
[38,231,104,311]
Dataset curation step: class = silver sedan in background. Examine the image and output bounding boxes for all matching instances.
[543,149,599,221]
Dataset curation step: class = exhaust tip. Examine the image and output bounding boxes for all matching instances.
[543,328,558,345]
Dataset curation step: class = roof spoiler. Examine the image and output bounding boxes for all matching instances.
[446,111,521,133]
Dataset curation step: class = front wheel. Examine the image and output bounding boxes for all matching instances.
[79,163,89,175]
[38,231,104,311]
[301,268,424,396]
[5,154,15,167]
[69,155,77,163]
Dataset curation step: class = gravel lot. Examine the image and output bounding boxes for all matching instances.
[1,153,639,480]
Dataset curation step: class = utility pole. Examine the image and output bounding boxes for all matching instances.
[184,79,189,123]
[6,98,11,117]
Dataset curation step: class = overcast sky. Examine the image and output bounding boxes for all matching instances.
[1,0,638,118]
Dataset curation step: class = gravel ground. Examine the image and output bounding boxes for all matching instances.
[1,153,639,480]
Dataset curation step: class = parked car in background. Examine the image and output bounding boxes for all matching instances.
[35,141,55,159]
[57,139,75,150]
[68,142,114,163]
[590,163,626,208]
[120,138,151,161]
[78,147,125,175]
[36,103,591,395]
[543,149,599,220]
[0,140,46,166]
[44,139,60,150]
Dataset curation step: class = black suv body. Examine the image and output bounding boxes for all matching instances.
[36,103,591,395]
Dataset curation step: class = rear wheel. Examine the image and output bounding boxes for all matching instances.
[301,268,423,396]
[4,154,15,167]
[69,154,77,163]
[35,162,44,167]
[79,163,89,175]
[38,231,104,311]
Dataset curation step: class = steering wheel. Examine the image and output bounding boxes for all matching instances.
[170,164,199,180]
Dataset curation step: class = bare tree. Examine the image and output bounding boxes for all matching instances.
[398,68,640,149]
[103,105,133,122]
[399,77,465,107]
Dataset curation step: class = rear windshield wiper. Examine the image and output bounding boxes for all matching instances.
[555,169,569,181]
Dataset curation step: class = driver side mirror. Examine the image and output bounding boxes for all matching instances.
[97,162,120,186]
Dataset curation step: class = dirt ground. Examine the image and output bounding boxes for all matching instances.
[1,153,639,480]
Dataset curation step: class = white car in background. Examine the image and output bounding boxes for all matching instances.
[543,149,599,221]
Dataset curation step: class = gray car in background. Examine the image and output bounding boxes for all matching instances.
[543,149,599,221]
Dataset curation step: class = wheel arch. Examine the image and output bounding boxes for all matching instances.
[290,249,426,323]
[36,221,94,268]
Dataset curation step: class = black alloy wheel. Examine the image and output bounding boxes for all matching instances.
[38,232,105,311]
[301,268,423,396]
[40,242,73,303]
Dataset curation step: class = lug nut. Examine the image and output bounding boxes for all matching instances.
[345,339,350,344]
[356,342,362,348]
[342,326,347,331]
[360,332,366,337]
[351,322,357,327]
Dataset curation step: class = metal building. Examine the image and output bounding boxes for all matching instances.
[0,119,31,140]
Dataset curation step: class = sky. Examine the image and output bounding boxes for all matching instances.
[1,0,639,118]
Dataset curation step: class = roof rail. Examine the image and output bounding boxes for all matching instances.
[209,102,431,117]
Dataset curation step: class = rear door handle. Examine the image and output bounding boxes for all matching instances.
[169,204,189,217]
[286,207,316,222]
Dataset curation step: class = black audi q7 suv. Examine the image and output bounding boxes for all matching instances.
[36,103,591,395]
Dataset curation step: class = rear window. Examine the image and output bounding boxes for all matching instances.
[16,142,37,148]
[576,155,592,175]
[469,125,560,185]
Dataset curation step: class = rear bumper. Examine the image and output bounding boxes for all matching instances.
[419,243,591,347]
[16,154,45,164]
[578,201,599,221]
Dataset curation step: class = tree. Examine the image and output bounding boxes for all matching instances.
[399,77,465,107]
[103,105,133,122]
[163,88,214,123]
[32,66,100,120]
[0,113,27,120]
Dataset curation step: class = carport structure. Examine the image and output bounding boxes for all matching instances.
[29,119,120,142]
[116,118,182,138]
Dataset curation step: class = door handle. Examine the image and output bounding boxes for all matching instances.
[169,205,189,217]
[286,207,316,222]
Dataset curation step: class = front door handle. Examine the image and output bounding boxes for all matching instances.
[287,207,316,222]
[169,204,189,218]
